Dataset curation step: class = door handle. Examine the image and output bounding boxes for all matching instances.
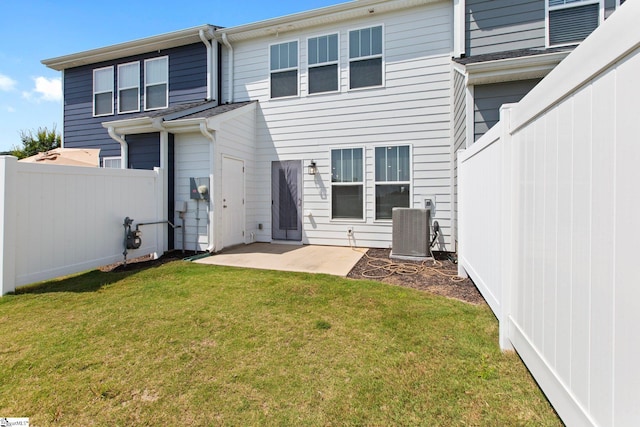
[223,205,228,208]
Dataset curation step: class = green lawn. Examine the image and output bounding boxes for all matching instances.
[0,261,561,426]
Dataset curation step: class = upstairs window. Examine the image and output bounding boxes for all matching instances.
[270,41,298,98]
[349,25,383,89]
[93,66,113,116]
[118,62,140,114]
[145,57,168,110]
[548,0,601,46]
[375,145,411,220]
[331,148,364,220]
[308,34,339,94]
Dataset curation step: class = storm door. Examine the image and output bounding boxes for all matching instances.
[271,160,302,241]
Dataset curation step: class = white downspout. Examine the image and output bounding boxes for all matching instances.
[107,126,128,169]
[199,29,214,101]
[200,122,216,253]
[221,33,234,104]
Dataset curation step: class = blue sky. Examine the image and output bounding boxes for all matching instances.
[0,0,346,152]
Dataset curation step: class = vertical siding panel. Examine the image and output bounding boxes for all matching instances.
[532,118,546,348]
[570,86,592,408]
[542,108,558,363]
[555,99,573,386]
[589,69,615,427]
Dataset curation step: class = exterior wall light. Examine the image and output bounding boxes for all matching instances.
[308,160,318,175]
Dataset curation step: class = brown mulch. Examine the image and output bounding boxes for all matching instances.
[347,248,486,306]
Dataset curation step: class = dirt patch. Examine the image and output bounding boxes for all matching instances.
[347,248,486,306]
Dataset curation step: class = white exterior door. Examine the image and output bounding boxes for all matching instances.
[222,156,245,248]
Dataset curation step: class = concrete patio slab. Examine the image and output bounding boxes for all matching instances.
[194,243,367,276]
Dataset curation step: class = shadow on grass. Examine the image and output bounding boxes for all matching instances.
[14,251,195,295]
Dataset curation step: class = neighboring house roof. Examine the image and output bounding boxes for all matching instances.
[19,148,100,167]
[453,48,573,85]
[41,25,219,71]
[102,101,257,135]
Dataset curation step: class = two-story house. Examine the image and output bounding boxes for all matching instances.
[43,0,455,254]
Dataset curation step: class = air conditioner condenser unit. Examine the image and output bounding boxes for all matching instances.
[391,208,431,260]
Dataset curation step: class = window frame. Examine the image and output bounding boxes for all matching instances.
[144,56,169,111]
[117,61,141,114]
[93,66,114,117]
[330,146,366,222]
[306,32,340,95]
[269,39,300,99]
[373,144,412,221]
[102,156,122,169]
[348,24,385,91]
[545,0,603,48]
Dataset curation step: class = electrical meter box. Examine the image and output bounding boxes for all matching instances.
[190,177,210,201]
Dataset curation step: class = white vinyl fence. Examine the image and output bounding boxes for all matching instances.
[458,2,640,426]
[0,156,166,295]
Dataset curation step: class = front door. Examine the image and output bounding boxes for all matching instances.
[222,156,245,248]
[271,160,302,241]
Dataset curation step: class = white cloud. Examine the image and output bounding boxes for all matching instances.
[23,76,62,102]
[0,73,17,91]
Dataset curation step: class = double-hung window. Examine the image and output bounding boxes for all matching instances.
[308,34,339,94]
[375,145,411,220]
[102,157,122,169]
[349,25,383,89]
[548,0,601,46]
[331,148,364,220]
[93,66,114,116]
[270,41,298,98]
[145,57,168,110]
[118,62,140,114]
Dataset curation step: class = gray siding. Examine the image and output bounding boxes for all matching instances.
[63,42,207,160]
[452,69,466,247]
[474,79,541,141]
[466,0,545,56]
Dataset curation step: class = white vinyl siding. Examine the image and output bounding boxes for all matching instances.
[547,0,602,47]
[223,2,454,249]
[375,145,411,220]
[307,33,339,94]
[270,40,298,98]
[145,57,168,110]
[117,62,140,114]
[331,147,364,220]
[102,156,122,169]
[349,25,383,89]
[93,66,113,117]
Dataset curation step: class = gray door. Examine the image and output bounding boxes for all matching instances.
[271,160,302,241]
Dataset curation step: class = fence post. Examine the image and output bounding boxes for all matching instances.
[499,104,516,351]
[457,149,468,279]
[0,156,18,295]
[153,167,165,259]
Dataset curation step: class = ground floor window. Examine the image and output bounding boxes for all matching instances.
[375,145,410,219]
[102,156,122,168]
[331,147,363,219]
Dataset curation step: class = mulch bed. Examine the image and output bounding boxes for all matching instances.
[99,248,486,306]
[347,248,486,306]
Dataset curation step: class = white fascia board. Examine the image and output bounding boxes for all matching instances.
[101,117,155,135]
[42,25,216,71]
[464,51,571,85]
[163,102,257,133]
[215,0,436,42]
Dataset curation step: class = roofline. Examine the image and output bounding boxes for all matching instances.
[213,0,437,42]
[457,51,572,85]
[42,25,217,71]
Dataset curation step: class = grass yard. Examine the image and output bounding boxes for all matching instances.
[0,261,561,426]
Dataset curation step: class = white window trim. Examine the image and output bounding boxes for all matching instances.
[102,156,122,169]
[347,24,385,91]
[268,39,300,100]
[329,146,366,222]
[373,143,413,222]
[545,0,604,48]
[306,32,341,96]
[117,61,140,114]
[144,56,169,111]
[93,66,114,117]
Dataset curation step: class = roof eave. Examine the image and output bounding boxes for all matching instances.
[463,51,571,85]
[42,24,216,71]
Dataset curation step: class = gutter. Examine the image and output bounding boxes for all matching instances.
[107,126,128,169]
[220,33,234,104]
